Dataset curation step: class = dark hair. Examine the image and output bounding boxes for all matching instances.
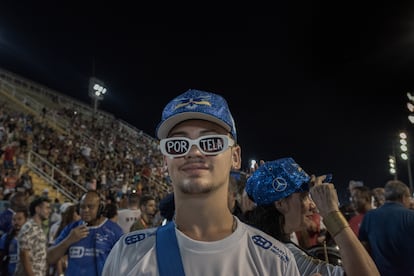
[9,191,27,210]
[29,196,50,217]
[103,203,118,219]
[384,180,410,201]
[140,194,155,207]
[13,206,29,218]
[55,205,78,239]
[352,186,372,201]
[128,193,140,206]
[245,204,289,242]
[159,193,175,221]
[230,170,248,195]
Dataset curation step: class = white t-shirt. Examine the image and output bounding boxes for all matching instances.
[285,242,344,275]
[116,208,141,234]
[103,217,300,276]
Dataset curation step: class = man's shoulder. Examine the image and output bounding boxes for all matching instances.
[0,208,12,218]
[244,224,283,244]
[103,219,124,233]
[118,227,157,247]
[241,222,294,261]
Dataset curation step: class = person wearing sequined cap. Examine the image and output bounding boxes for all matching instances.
[103,89,301,275]
[245,157,380,276]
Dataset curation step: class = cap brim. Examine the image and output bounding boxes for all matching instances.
[156,112,232,139]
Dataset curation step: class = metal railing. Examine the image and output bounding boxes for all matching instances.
[27,151,87,202]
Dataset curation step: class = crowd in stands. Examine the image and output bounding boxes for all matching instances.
[0,86,413,275]
[0,99,171,205]
[0,93,175,274]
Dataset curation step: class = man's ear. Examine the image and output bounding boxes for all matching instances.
[231,145,241,170]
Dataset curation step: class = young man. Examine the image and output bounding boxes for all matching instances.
[14,196,51,276]
[0,191,27,235]
[129,194,157,231]
[348,185,372,237]
[0,207,28,276]
[117,192,142,234]
[47,190,123,276]
[103,89,300,275]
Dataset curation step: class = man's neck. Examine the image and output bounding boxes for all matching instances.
[88,216,105,226]
[174,213,236,241]
[32,215,42,225]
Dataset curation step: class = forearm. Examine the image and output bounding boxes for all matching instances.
[324,212,379,276]
[56,258,65,274]
[334,227,379,275]
[47,237,72,264]
[310,184,380,276]
[20,249,35,276]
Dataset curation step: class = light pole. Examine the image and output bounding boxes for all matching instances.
[388,154,397,180]
[399,132,413,191]
[88,77,107,114]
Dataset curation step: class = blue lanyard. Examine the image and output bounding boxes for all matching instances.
[156,221,185,276]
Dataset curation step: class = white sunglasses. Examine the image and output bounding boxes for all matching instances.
[160,135,235,158]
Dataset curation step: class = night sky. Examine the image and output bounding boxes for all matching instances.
[2,2,414,203]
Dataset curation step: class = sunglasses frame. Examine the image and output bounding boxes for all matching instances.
[160,134,235,158]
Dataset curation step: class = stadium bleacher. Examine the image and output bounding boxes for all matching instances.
[0,67,171,205]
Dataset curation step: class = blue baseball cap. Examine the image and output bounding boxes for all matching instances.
[245,157,311,205]
[156,89,237,140]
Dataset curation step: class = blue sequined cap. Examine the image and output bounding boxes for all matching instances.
[156,89,237,140]
[245,157,311,205]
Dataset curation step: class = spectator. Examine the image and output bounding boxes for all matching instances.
[359,180,414,276]
[0,207,28,276]
[348,186,372,237]
[245,157,379,276]
[228,171,248,221]
[295,212,327,249]
[48,202,80,276]
[372,187,385,208]
[158,192,175,225]
[103,202,119,223]
[103,89,300,275]
[116,192,141,233]
[48,202,79,246]
[14,196,51,275]
[47,190,123,276]
[2,142,16,170]
[2,169,18,197]
[129,194,156,231]
[0,191,27,235]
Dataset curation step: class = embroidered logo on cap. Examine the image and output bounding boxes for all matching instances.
[272,177,288,192]
[174,96,212,110]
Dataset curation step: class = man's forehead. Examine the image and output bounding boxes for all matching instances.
[81,192,100,202]
[169,120,228,135]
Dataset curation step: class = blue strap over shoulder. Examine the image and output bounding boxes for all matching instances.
[156,221,185,276]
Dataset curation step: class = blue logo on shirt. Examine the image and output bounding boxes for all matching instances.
[125,233,146,245]
[69,246,85,258]
[251,235,290,263]
[252,235,273,249]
